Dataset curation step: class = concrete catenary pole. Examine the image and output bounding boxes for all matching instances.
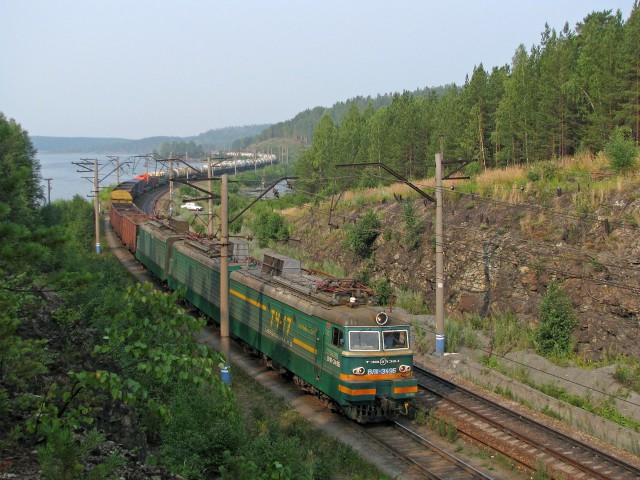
[435,147,445,354]
[220,174,231,383]
[93,158,101,254]
[169,156,174,218]
[208,156,214,237]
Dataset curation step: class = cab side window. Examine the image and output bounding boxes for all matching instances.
[383,330,408,350]
[331,327,344,348]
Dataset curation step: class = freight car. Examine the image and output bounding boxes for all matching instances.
[109,203,148,253]
[109,180,418,423]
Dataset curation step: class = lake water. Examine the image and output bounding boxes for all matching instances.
[37,153,150,202]
[37,153,291,202]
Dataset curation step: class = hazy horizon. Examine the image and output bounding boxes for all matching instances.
[2,1,631,139]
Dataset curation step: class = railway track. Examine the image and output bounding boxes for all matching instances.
[354,421,494,480]
[414,366,640,480]
[135,185,168,215]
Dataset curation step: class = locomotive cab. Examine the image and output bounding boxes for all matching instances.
[338,324,418,423]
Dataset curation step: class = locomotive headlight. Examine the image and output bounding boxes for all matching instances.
[352,367,365,375]
[399,365,412,372]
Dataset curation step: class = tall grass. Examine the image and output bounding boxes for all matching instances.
[396,288,430,315]
[613,356,640,394]
[490,311,534,354]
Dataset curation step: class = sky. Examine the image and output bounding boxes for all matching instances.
[0,0,633,139]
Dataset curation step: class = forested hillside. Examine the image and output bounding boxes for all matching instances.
[230,87,450,150]
[245,7,640,197]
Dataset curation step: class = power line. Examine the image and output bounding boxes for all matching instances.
[322,168,640,231]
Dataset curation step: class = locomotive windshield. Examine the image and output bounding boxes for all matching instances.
[383,330,409,350]
[348,331,380,351]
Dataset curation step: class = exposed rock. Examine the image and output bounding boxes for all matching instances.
[289,190,640,361]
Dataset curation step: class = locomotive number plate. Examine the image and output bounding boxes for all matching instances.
[367,368,397,375]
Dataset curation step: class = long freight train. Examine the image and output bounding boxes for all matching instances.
[109,183,418,423]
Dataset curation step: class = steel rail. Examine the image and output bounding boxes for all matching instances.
[415,366,640,480]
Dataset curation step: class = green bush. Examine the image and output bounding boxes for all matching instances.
[534,281,577,357]
[372,278,392,305]
[250,211,289,247]
[242,428,313,480]
[396,289,429,315]
[445,321,463,352]
[37,428,123,480]
[527,170,541,182]
[491,311,533,354]
[343,210,381,257]
[613,360,640,394]
[402,202,424,250]
[465,161,483,176]
[606,127,638,173]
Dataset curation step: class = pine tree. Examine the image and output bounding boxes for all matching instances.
[569,10,625,151]
[461,64,490,167]
[495,45,536,164]
[620,1,640,144]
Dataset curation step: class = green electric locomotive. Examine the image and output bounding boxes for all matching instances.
[135,223,418,422]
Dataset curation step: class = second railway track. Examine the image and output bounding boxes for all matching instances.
[414,366,640,480]
[356,421,494,480]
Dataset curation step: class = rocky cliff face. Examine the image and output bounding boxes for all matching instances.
[286,187,640,360]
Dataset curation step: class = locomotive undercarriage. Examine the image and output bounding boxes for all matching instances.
[237,337,405,422]
[293,374,405,423]
[344,397,405,423]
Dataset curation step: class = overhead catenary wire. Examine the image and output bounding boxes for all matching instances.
[239,168,640,298]
[279,192,640,291]
[324,167,640,230]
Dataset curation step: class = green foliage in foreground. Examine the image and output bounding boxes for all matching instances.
[37,428,123,480]
[157,382,244,478]
[219,369,386,480]
[2,113,386,479]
